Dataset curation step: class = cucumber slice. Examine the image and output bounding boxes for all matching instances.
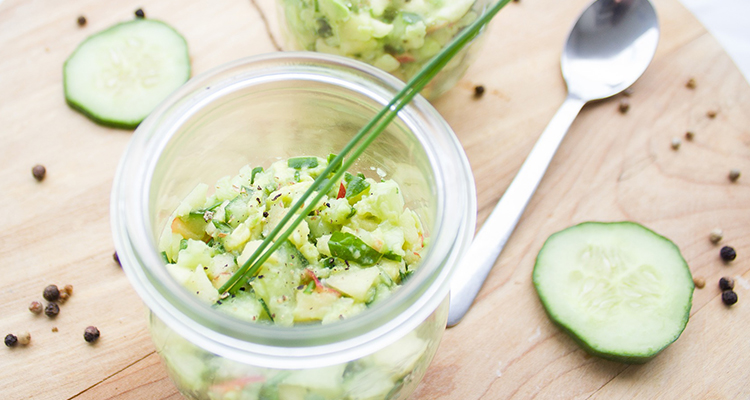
[63,19,190,129]
[532,222,693,364]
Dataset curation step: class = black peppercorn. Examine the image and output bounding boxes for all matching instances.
[84,326,100,343]
[719,277,735,291]
[5,334,18,347]
[77,15,87,26]
[720,246,737,262]
[722,290,738,306]
[134,8,145,18]
[43,285,60,302]
[45,302,60,318]
[473,85,485,98]
[113,251,121,267]
[32,164,46,181]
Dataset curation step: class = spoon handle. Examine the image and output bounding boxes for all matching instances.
[447,95,586,327]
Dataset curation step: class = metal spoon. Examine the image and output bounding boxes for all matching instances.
[447,0,660,327]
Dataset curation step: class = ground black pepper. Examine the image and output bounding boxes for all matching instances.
[44,302,60,318]
[84,326,100,343]
[720,246,736,262]
[43,285,60,302]
[722,290,738,306]
[32,164,46,181]
[134,8,145,18]
[5,334,17,347]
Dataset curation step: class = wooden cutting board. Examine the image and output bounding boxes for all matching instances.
[1,0,748,398]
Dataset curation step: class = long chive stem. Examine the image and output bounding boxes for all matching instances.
[219,0,512,294]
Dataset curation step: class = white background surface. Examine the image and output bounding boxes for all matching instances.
[679,0,750,83]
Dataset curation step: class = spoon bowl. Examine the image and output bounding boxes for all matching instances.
[564,0,660,100]
[447,0,660,327]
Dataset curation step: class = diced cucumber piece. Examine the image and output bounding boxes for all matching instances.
[533,222,694,363]
[63,19,190,129]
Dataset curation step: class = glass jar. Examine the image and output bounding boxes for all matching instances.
[112,52,476,400]
[275,0,491,99]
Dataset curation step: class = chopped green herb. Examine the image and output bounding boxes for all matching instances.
[179,239,188,250]
[383,252,402,262]
[304,281,315,294]
[328,231,382,266]
[212,220,233,234]
[250,167,264,185]
[327,153,342,173]
[288,157,319,169]
[344,172,370,199]
[294,170,301,182]
[258,297,274,322]
[161,251,171,264]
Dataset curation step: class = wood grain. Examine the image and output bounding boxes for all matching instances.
[0,0,748,399]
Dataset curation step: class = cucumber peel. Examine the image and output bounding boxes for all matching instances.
[63,19,190,129]
[533,221,693,364]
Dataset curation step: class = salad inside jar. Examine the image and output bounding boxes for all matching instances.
[159,155,427,326]
[277,0,483,96]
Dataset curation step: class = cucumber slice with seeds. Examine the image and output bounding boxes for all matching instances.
[64,19,190,129]
[533,221,693,364]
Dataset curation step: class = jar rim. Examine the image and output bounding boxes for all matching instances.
[111,52,476,368]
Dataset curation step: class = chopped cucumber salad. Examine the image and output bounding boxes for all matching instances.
[279,0,479,88]
[160,156,426,326]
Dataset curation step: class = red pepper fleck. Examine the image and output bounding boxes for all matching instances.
[337,182,346,199]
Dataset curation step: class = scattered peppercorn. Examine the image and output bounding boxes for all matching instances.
[473,85,485,98]
[44,302,60,318]
[720,246,737,262]
[685,130,695,141]
[5,334,17,347]
[113,251,121,267]
[51,327,58,333]
[29,301,43,314]
[43,285,60,302]
[63,284,74,296]
[707,110,717,119]
[32,164,46,181]
[263,211,269,218]
[709,228,723,244]
[719,277,735,291]
[84,326,100,343]
[670,137,681,150]
[728,169,741,182]
[17,331,31,346]
[134,8,145,18]
[618,99,630,114]
[77,15,87,27]
[693,277,705,289]
[722,290,738,306]
[685,78,696,89]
